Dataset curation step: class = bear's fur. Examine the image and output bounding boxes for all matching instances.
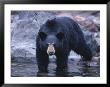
[36,17,92,75]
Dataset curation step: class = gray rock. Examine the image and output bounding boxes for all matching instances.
[11,11,56,63]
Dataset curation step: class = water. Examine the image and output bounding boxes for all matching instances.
[11,58,100,77]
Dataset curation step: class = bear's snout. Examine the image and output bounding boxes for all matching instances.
[47,43,55,55]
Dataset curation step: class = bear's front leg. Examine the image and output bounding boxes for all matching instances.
[56,53,68,76]
[37,52,49,73]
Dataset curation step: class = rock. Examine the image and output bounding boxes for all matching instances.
[11,11,56,61]
[83,31,100,56]
[74,15,100,32]
[11,57,37,64]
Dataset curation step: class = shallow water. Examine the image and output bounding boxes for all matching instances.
[11,58,100,77]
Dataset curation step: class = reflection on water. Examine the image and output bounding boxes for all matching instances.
[11,58,100,77]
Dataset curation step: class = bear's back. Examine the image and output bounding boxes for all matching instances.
[55,17,84,41]
[55,17,83,35]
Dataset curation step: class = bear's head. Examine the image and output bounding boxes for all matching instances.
[38,18,65,55]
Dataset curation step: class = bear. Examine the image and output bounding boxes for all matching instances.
[36,17,92,76]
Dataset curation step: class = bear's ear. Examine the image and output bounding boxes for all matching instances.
[38,32,47,41]
[56,32,64,40]
[46,18,56,27]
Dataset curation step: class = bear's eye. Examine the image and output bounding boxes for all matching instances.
[38,32,47,41]
[56,32,64,40]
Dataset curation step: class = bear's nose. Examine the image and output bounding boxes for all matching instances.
[48,52,55,55]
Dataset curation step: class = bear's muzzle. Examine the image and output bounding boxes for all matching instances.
[47,43,55,55]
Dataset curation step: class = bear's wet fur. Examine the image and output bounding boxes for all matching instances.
[36,17,92,76]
